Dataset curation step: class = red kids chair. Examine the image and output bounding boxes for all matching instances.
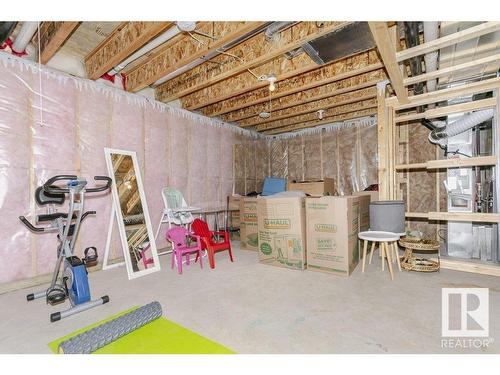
[191,218,234,269]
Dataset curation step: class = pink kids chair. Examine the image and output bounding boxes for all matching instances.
[166,226,203,274]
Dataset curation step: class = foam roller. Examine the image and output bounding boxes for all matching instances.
[58,301,162,354]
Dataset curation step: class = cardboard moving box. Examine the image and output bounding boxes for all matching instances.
[287,178,335,197]
[355,194,371,232]
[257,196,307,270]
[354,190,379,202]
[239,197,258,250]
[353,191,378,232]
[306,196,360,276]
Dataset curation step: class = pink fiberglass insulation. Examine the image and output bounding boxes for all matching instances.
[0,54,256,284]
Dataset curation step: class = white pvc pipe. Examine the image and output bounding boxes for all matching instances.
[423,22,439,93]
[12,21,38,53]
[108,25,182,75]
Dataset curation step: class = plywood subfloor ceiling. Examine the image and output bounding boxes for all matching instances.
[25,21,500,134]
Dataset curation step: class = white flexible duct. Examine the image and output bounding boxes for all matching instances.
[12,21,38,53]
[429,109,494,147]
[423,21,439,94]
[108,24,188,75]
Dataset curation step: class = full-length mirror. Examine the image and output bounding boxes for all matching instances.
[104,148,160,279]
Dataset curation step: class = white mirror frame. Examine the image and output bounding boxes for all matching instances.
[103,147,161,280]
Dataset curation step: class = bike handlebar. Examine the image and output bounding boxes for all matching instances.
[43,175,112,194]
[86,176,112,193]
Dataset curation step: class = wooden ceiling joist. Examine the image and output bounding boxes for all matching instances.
[36,22,80,64]
[179,53,320,109]
[368,22,409,104]
[155,21,350,103]
[239,86,377,128]
[125,22,266,92]
[222,70,385,123]
[199,50,382,118]
[264,107,377,135]
[85,22,174,80]
[396,21,500,62]
[257,98,377,132]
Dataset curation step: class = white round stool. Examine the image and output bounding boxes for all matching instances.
[358,231,402,280]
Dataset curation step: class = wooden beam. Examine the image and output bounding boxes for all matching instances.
[125,22,266,92]
[395,97,497,123]
[240,86,377,128]
[395,156,497,170]
[36,22,80,64]
[263,108,377,135]
[405,211,500,223]
[368,22,409,104]
[222,71,385,123]
[403,53,500,86]
[257,98,377,132]
[155,22,350,102]
[85,22,173,80]
[396,22,500,62]
[197,51,382,116]
[386,77,500,110]
[428,212,500,223]
[437,259,500,277]
[178,53,320,109]
[405,212,430,218]
[427,155,497,169]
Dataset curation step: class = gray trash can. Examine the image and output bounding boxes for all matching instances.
[369,200,405,234]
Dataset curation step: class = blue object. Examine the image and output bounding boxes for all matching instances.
[68,262,91,305]
[261,177,287,196]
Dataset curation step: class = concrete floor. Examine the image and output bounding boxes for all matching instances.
[0,242,499,354]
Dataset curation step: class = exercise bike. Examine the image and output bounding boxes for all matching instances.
[19,174,112,322]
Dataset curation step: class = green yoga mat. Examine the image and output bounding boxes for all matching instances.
[48,307,234,354]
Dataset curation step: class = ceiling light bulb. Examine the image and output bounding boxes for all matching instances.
[269,81,276,92]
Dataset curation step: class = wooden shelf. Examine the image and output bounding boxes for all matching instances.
[396,156,496,171]
[405,211,499,223]
[395,98,496,123]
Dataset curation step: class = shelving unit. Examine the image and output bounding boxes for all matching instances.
[370,22,500,275]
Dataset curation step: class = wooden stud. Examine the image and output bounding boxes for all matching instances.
[155,22,350,102]
[85,22,173,80]
[395,156,496,170]
[403,53,500,86]
[396,22,500,62]
[376,81,390,200]
[428,212,500,223]
[387,77,500,109]
[405,212,500,223]
[35,22,80,64]
[395,97,496,123]
[436,259,500,277]
[368,22,409,104]
[426,155,497,169]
